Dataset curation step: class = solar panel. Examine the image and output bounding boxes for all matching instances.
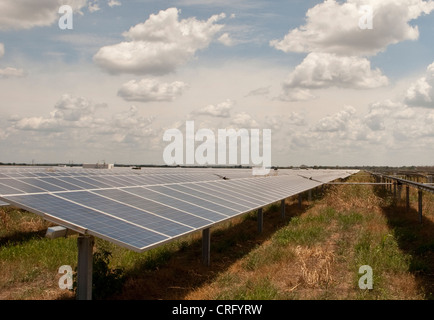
[0,167,358,252]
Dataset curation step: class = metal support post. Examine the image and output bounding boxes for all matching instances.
[406,185,410,212]
[298,193,302,208]
[280,199,285,219]
[202,228,211,266]
[77,235,94,300]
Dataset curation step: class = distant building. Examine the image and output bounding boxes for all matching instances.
[83,163,114,169]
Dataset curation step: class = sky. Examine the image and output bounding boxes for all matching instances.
[0,0,434,167]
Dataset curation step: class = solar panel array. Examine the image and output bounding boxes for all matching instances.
[0,166,357,252]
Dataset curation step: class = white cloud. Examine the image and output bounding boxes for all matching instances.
[93,8,226,75]
[8,94,156,147]
[314,106,357,132]
[0,0,88,30]
[0,67,25,78]
[277,88,317,102]
[107,0,121,7]
[405,62,434,108]
[283,52,388,90]
[270,0,434,57]
[218,33,234,46]
[0,43,26,78]
[265,112,306,131]
[193,99,234,118]
[245,86,270,97]
[363,100,404,131]
[87,0,100,12]
[11,94,99,131]
[271,0,434,101]
[117,79,189,102]
[230,112,258,128]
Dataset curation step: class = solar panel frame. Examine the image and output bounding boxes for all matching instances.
[55,190,195,238]
[0,167,359,252]
[123,187,230,222]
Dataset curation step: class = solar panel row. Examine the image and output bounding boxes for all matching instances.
[0,167,358,252]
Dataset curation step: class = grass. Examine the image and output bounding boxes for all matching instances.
[0,171,433,300]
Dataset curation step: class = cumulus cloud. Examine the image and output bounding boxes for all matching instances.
[314,106,357,132]
[265,112,306,131]
[218,33,234,46]
[0,43,26,78]
[277,88,317,102]
[363,100,405,131]
[87,0,100,12]
[117,79,189,102]
[8,94,155,147]
[107,0,121,7]
[230,112,259,128]
[93,8,226,75]
[0,67,25,78]
[193,99,234,118]
[270,0,434,57]
[97,106,155,144]
[0,0,88,30]
[405,62,434,108]
[283,53,388,90]
[245,86,270,97]
[270,0,434,100]
[11,94,100,131]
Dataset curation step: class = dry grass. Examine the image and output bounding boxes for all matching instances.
[1,171,433,300]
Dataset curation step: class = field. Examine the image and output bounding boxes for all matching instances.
[0,171,433,300]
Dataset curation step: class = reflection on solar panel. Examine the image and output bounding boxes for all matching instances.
[0,166,358,252]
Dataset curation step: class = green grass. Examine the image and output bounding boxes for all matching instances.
[242,244,296,271]
[273,208,336,247]
[1,171,433,300]
[216,276,279,300]
[0,236,77,288]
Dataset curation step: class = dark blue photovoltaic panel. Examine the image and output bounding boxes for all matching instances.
[198,181,272,204]
[92,176,127,187]
[57,177,99,189]
[56,191,194,237]
[39,177,84,191]
[124,187,228,222]
[148,185,239,217]
[20,178,67,192]
[166,184,250,211]
[0,179,46,194]
[94,189,212,229]
[0,182,23,195]
[72,176,112,188]
[181,183,264,208]
[0,167,358,252]
[4,193,168,249]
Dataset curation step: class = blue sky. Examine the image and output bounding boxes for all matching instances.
[1,0,434,166]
